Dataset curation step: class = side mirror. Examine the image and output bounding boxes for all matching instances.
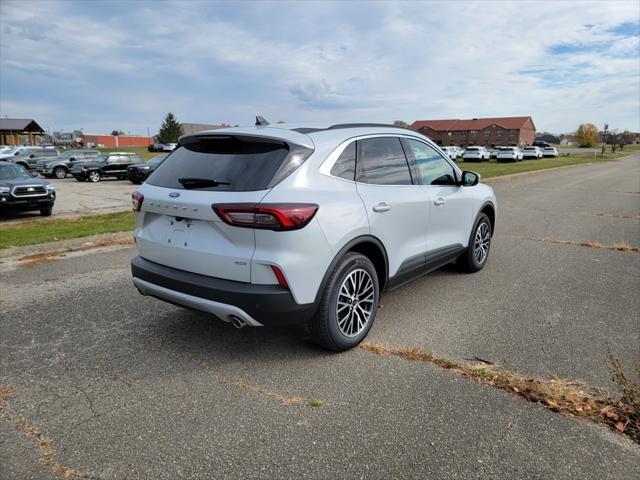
[461,171,480,187]
[30,171,39,177]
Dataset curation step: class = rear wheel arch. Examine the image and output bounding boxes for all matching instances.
[314,235,389,304]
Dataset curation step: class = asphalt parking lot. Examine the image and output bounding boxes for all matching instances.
[1,153,639,479]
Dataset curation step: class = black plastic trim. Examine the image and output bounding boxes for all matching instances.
[386,244,465,291]
[131,256,317,325]
[313,235,389,303]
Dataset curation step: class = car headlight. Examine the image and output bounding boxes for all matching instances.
[82,166,88,171]
[46,184,55,192]
[0,186,9,194]
[140,165,150,170]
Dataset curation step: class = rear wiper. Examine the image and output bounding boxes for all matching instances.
[178,177,231,189]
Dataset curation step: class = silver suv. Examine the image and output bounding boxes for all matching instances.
[131,122,497,351]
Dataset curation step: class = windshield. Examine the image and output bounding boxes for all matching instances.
[467,147,480,151]
[2,148,19,155]
[0,163,32,180]
[94,155,108,163]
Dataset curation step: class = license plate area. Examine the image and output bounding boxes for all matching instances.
[166,216,194,248]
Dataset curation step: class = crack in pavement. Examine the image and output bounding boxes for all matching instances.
[0,385,84,479]
[500,235,640,253]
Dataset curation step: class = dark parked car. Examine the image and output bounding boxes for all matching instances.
[37,149,101,179]
[126,155,167,184]
[0,147,59,171]
[148,143,166,152]
[0,161,56,216]
[532,140,551,148]
[71,152,143,182]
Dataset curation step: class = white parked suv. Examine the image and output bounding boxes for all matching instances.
[440,146,458,160]
[131,122,497,351]
[497,147,523,162]
[522,146,543,159]
[462,146,490,162]
[542,147,559,157]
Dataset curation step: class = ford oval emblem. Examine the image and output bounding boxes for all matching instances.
[169,192,180,198]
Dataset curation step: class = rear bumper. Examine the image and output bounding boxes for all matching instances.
[131,256,317,326]
[126,171,147,182]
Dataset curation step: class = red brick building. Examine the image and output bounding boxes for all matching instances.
[83,134,154,148]
[410,117,536,147]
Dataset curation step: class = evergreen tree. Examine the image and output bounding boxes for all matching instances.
[157,112,183,143]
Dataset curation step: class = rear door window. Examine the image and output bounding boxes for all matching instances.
[356,137,412,185]
[148,136,307,192]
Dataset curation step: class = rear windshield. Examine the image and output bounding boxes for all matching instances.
[467,147,480,151]
[147,136,311,192]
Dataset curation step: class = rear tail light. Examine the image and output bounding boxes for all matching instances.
[212,203,318,231]
[132,192,144,211]
[271,265,289,289]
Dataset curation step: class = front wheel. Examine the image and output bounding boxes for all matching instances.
[88,170,101,182]
[53,166,67,179]
[459,213,492,273]
[309,252,379,351]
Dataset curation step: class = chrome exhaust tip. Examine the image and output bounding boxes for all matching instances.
[230,316,247,329]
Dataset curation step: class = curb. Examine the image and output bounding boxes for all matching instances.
[0,231,134,261]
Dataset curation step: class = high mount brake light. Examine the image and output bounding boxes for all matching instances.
[132,192,144,211]
[212,203,319,231]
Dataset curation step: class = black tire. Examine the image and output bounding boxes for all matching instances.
[459,213,492,273]
[40,208,52,217]
[309,252,379,351]
[53,166,67,179]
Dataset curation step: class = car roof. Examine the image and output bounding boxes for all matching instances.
[180,123,429,150]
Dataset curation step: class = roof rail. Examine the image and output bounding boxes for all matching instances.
[327,123,417,132]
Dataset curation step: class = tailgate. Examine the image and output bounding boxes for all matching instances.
[134,184,268,283]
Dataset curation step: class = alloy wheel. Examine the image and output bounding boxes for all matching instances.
[89,171,100,182]
[54,167,66,179]
[474,221,491,264]
[336,268,375,337]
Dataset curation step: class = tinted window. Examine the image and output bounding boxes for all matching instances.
[406,139,457,186]
[356,137,412,185]
[148,137,306,192]
[330,142,355,180]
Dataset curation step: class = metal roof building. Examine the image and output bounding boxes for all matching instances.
[0,118,46,146]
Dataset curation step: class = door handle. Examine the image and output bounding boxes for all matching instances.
[373,202,391,213]
[434,197,446,206]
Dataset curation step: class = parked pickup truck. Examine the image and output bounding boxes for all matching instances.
[0,161,55,216]
[37,149,101,179]
[71,152,143,182]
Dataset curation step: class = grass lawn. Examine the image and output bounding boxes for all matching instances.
[0,211,135,249]
[458,151,629,179]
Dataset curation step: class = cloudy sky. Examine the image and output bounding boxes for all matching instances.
[1,0,638,135]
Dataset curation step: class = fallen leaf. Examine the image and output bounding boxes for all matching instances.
[615,422,625,432]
